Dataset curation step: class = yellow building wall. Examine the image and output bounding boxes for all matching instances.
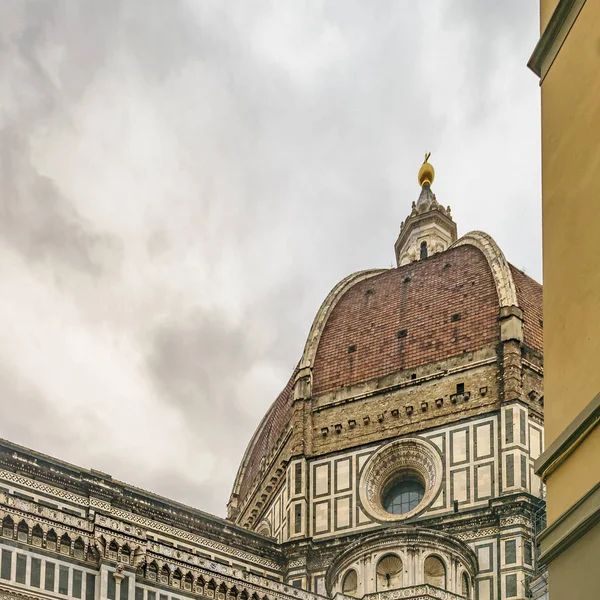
[540,0,600,522]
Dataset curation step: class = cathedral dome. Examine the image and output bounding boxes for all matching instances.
[229,161,543,528]
[229,231,542,523]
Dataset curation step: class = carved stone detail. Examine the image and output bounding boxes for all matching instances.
[358,438,443,523]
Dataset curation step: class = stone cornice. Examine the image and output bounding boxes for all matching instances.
[534,390,600,481]
[528,0,587,80]
[0,440,283,566]
[537,481,600,565]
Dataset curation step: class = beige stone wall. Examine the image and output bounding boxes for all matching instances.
[311,348,501,458]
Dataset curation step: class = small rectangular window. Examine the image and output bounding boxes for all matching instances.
[135,587,144,600]
[457,382,465,394]
[520,410,526,444]
[59,565,69,595]
[1,549,11,580]
[524,541,533,566]
[45,561,56,591]
[505,539,517,564]
[107,571,116,600]
[294,504,302,534]
[86,573,96,600]
[506,455,515,487]
[505,408,514,443]
[16,554,27,584]
[506,574,517,597]
[521,454,528,488]
[73,570,83,598]
[295,462,302,495]
[31,558,41,588]
[120,575,129,600]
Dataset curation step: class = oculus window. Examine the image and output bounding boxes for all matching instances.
[382,476,425,515]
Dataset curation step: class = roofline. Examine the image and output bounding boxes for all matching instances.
[450,231,519,307]
[0,438,280,551]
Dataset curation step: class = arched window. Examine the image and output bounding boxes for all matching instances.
[147,562,158,581]
[108,540,119,560]
[376,555,403,591]
[424,556,446,589]
[420,241,428,259]
[342,569,358,597]
[173,570,182,588]
[32,524,43,547]
[74,538,86,560]
[160,565,170,585]
[121,545,131,564]
[196,576,206,592]
[184,573,194,591]
[2,516,14,538]
[382,475,425,515]
[461,572,470,598]
[17,520,28,543]
[60,533,71,555]
[46,529,57,551]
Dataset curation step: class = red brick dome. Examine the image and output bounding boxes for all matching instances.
[229,232,542,520]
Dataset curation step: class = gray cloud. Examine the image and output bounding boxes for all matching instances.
[0,1,542,517]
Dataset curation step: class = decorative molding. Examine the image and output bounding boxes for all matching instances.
[358,438,443,523]
[450,231,518,308]
[538,481,600,565]
[0,469,89,507]
[528,0,587,80]
[108,506,281,570]
[535,390,600,481]
[300,269,385,373]
[364,584,466,600]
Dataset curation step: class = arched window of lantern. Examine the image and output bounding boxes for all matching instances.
[17,520,28,543]
[461,572,470,598]
[420,241,428,259]
[376,554,403,591]
[424,555,446,589]
[2,515,14,538]
[60,533,71,555]
[342,569,358,597]
[32,524,43,547]
[46,529,58,551]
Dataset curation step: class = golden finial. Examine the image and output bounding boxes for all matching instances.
[418,152,435,187]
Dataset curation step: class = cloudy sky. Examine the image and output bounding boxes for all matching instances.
[0,1,541,517]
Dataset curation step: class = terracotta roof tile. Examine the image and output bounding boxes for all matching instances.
[238,366,298,504]
[510,265,543,354]
[312,245,500,395]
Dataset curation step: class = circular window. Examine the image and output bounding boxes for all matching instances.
[382,474,425,515]
[358,438,443,522]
